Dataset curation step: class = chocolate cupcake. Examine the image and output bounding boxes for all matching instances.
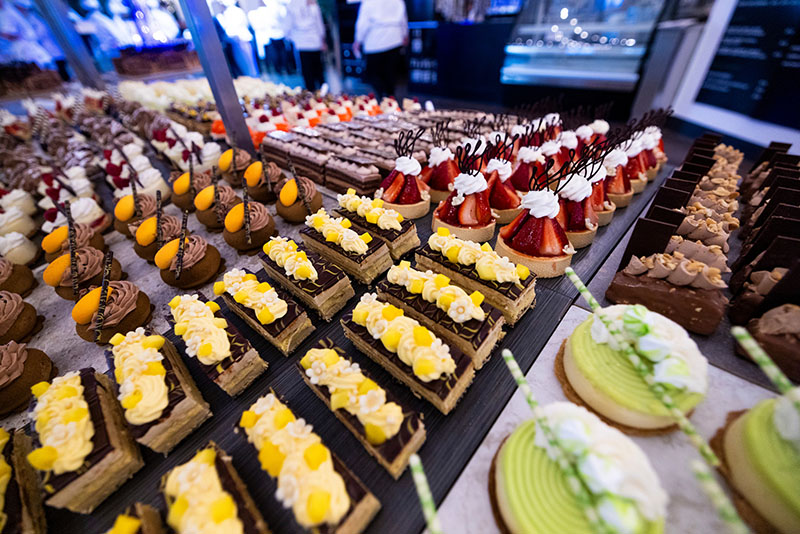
[170,169,213,212]
[0,341,56,416]
[72,281,153,344]
[41,223,106,263]
[245,160,281,203]
[194,183,242,232]
[155,235,222,289]
[113,193,157,237]
[223,201,276,253]
[0,257,37,297]
[133,213,184,262]
[275,175,322,224]
[219,147,252,187]
[0,291,42,344]
[43,247,125,300]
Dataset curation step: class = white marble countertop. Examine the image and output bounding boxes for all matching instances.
[435,306,775,534]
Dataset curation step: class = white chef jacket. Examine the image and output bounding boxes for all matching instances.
[355,0,407,54]
[219,5,254,41]
[284,0,324,51]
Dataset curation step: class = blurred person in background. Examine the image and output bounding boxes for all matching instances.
[7,0,64,75]
[248,0,273,72]
[108,0,139,46]
[218,0,259,77]
[145,0,180,42]
[264,0,289,75]
[285,0,326,90]
[353,0,408,98]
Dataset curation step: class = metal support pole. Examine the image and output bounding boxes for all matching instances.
[178,0,255,155]
[32,0,105,90]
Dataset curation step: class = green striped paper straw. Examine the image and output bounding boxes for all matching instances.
[691,460,750,534]
[409,454,443,534]
[731,326,800,411]
[564,267,719,466]
[501,349,614,534]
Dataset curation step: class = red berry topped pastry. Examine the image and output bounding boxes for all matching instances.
[603,147,633,207]
[508,121,550,192]
[483,133,522,224]
[496,161,575,278]
[583,142,617,227]
[432,141,496,242]
[420,120,459,203]
[376,128,430,219]
[555,157,600,250]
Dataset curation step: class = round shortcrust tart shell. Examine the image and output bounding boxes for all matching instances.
[607,191,633,207]
[597,203,616,226]
[646,167,658,180]
[384,199,430,220]
[494,207,523,225]
[566,227,597,249]
[431,216,496,243]
[631,177,648,193]
[495,235,572,278]
[711,411,793,534]
[429,189,451,204]
[489,437,514,534]
[555,339,683,435]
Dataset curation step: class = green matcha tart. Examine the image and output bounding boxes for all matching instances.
[718,392,800,534]
[491,402,667,534]
[560,304,708,432]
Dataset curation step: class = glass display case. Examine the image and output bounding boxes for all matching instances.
[502,0,666,90]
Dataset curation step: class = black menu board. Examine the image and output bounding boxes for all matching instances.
[696,0,800,130]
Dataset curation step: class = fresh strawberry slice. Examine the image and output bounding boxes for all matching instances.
[509,163,532,191]
[396,174,422,204]
[605,166,629,194]
[103,149,113,160]
[420,165,433,184]
[624,157,641,181]
[458,195,479,226]
[501,210,529,240]
[475,190,493,224]
[555,198,567,229]
[435,197,460,226]
[166,137,177,149]
[416,176,430,194]
[428,159,459,191]
[382,172,405,202]
[490,179,521,210]
[565,200,586,232]
[583,198,599,228]
[540,217,570,256]
[41,173,54,187]
[589,181,605,211]
[380,169,400,190]
[106,162,122,176]
[45,187,60,202]
[510,215,541,256]
[112,176,130,189]
[44,207,58,222]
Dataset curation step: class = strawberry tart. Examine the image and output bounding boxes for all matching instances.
[420,120,459,203]
[484,134,522,224]
[624,137,649,194]
[375,129,430,219]
[556,165,599,249]
[603,147,633,207]
[432,142,496,242]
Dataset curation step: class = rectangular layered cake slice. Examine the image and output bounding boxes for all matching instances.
[288,138,332,185]
[415,228,536,325]
[106,504,165,534]
[105,329,212,454]
[238,393,380,533]
[1,428,46,533]
[298,340,426,478]
[213,267,315,356]
[162,443,269,534]
[166,294,267,396]
[26,369,144,514]
[334,189,420,260]
[377,262,505,369]
[341,293,475,414]
[261,130,297,168]
[260,237,355,321]
[325,154,383,195]
[302,209,393,285]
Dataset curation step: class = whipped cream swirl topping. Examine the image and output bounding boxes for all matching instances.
[604,148,628,170]
[428,146,455,168]
[623,253,727,290]
[394,156,422,177]
[544,112,560,125]
[558,173,592,202]
[521,190,560,219]
[644,126,662,140]
[590,119,610,135]
[773,388,800,454]
[585,165,608,184]
[534,402,668,532]
[560,130,579,150]
[517,146,545,164]
[625,139,643,158]
[486,159,512,182]
[540,140,562,156]
[575,125,594,140]
[591,304,708,394]
[453,172,488,196]
[641,133,659,150]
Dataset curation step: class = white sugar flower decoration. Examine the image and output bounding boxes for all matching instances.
[370,318,388,339]
[252,393,278,415]
[360,293,378,305]
[447,295,473,323]
[359,389,386,415]
[306,361,327,384]
[285,418,313,439]
[276,475,299,508]
[341,361,360,375]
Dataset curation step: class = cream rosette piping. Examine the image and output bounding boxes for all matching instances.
[168,295,231,366]
[623,252,727,290]
[427,227,531,286]
[214,269,288,326]
[337,189,404,231]
[305,209,373,255]
[352,293,456,382]
[300,348,403,445]
[26,372,95,475]
[164,448,244,534]
[387,261,486,323]
[108,328,170,427]
[263,238,318,282]
[239,394,350,528]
